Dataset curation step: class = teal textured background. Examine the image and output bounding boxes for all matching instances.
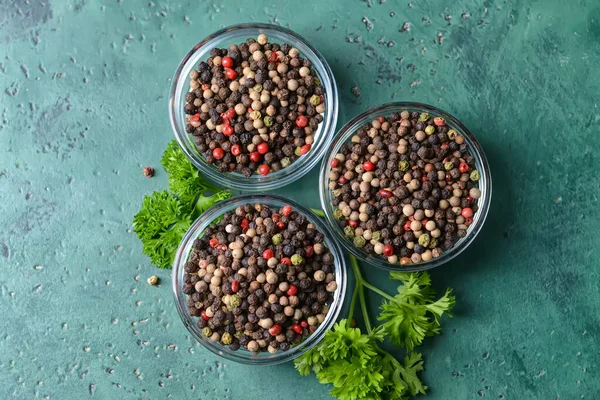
[1,0,599,399]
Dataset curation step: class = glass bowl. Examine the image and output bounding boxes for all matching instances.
[169,23,339,192]
[319,102,492,272]
[172,194,347,365]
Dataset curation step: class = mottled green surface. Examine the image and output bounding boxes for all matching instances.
[1,0,599,399]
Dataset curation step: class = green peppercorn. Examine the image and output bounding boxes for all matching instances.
[447,129,458,140]
[291,254,304,266]
[253,84,263,93]
[444,162,454,171]
[425,125,435,135]
[332,189,342,197]
[221,332,232,345]
[272,233,283,245]
[418,112,430,122]
[263,116,273,127]
[470,170,481,181]
[371,231,381,241]
[398,160,410,171]
[344,226,355,237]
[294,147,302,156]
[202,327,212,337]
[280,157,291,168]
[230,294,241,307]
[309,95,321,105]
[429,237,438,249]
[418,233,431,247]
[250,110,261,120]
[334,209,344,219]
[353,236,366,248]
[312,77,321,86]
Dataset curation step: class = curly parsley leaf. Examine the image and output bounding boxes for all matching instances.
[194,190,232,218]
[294,320,427,400]
[161,140,220,204]
[379,271,456,351]
[132,191,192,269]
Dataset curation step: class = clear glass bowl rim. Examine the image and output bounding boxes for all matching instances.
[168,22,339,192]
[319,102,492,272]
[172,193,347,365]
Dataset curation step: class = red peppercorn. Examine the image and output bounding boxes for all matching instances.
[276,221,285,230]
[231,144,242,156]
[142,166,154,178]
[403,220,412,231]
[330,158,340,168]
[231,280,240,293]
[268,324,282,336]
[220,245,227,251]
[305,245,314,258]
[225,68,237,80]
[201,83,210,91]
[465,217,473,226]
[257,142,269,154]
[300,320,308,328]
[434,117,446,126]
[440,143,449,150]
[226,108,236,119]
[258,164,270,175]
[299,143,311,155]
[272,214,280,222]
[212,148,225,160]
[190,113,200,122]
[338,176,347,184]
[421,175,427,182]
[461,207,473,218]
[295,115,308,128]
[383,244,394,257]
[221,56,233,69]
[281,205,293,217]
[281,257,291,266]
[240,218,249,229]
[201,310,210,321]
[262,249,274,260]
[445,173,452,182]
[377,116,385,123]
[286,285,298,296]
[268,52,278,63]
[459,162,469,173]
[348,220,358,228]
[223,125,234,137]
[379,189,393,198]
[209,238,219,248]
[291,324,303,334]
[363,161,375,171]
[466,196,474,203]
[249,151,261,163]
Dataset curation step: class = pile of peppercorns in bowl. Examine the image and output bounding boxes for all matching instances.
[169,23,338,192]
[172,194,346,365]
[319,102,492,272]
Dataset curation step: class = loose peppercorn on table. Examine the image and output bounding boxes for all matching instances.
[1,2,599,400]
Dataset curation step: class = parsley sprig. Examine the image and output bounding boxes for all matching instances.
[132,141,232,269]
[295,222,455,399]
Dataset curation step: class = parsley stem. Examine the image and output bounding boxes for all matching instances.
[358,282,372,334]
[362,281,395,302]
[349,255,372,334]
[310,208,325,217]
[348,275,359,323]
